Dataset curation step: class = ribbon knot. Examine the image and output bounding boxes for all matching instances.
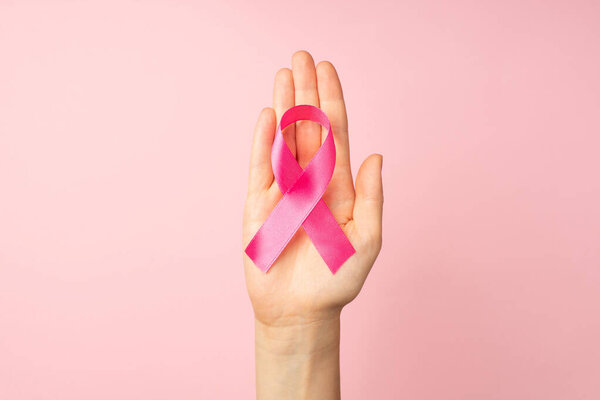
[245,105,356,273]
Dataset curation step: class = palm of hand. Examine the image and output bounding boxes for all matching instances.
[243,52,383,326]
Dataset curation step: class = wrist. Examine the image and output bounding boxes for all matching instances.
[254,313,341,400]
[255,312,341,355]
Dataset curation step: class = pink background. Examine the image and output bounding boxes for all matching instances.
[1,1,599,399]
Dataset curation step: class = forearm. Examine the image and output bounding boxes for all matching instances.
[255,314,341,400]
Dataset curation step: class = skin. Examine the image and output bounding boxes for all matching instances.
[243,50,384,400]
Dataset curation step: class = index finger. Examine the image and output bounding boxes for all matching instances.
[316,61,350,170]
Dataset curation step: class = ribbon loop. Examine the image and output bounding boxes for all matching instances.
[245,105,355,273]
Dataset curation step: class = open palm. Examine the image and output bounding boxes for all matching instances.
[243,51,383,327]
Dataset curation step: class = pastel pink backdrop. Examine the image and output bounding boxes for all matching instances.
[1,1,599,399]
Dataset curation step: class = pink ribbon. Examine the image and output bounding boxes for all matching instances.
[245,105,356,273]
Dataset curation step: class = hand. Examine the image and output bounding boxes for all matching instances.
[243,51,383,327]
[243,51,383,399]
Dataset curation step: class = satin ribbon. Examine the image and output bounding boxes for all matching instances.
[245,105,356,273]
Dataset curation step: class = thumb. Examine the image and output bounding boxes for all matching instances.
[353,154,384,245]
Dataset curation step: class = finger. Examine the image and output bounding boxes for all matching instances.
[248,108,277,194]
[316,61,350,169]
[273,68,296,157]
[353,154,384,247]
[291,50,321,168]
[316,60,355,221]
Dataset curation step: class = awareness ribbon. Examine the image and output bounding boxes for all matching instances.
[245,105,356,273]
